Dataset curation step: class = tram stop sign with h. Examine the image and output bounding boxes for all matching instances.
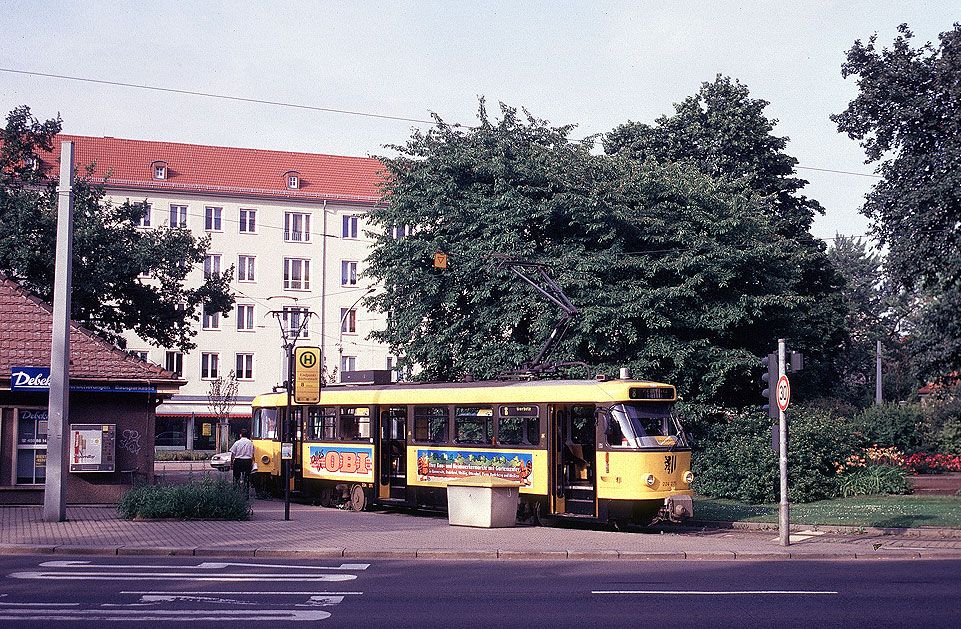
[294,346,321,404]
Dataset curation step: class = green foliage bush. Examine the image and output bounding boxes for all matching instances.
[940,418,961,456]
[684,403,862,503]
[838,464,910,497]
[853,403,924,452]
[117,476,252,520]
[154,450,213,461]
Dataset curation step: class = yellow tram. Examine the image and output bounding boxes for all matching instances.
[249,377,693,525]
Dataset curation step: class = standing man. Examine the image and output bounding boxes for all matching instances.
[230,429,254,491]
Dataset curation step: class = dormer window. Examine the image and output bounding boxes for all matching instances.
[284,171,301,190]
[151,160,168,180]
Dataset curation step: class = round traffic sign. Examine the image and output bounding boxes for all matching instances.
[777,375,790,412]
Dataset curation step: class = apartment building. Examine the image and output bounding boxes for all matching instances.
[44,135,393,449]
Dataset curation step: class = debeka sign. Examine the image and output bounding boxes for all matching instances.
[10,367,51,391]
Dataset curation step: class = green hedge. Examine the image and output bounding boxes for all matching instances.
[117,476,252,520]
[683,403,863,504]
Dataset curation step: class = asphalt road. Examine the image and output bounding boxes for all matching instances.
[1,555,959,628]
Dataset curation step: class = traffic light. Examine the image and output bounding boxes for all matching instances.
[761,353,778,419]
[787,351,804,373]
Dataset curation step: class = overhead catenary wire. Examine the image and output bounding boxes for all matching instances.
[3,66,882,181]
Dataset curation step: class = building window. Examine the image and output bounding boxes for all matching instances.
[169,205,187,228]
[341,261,357,286]
[284,212,310,242]
[236,353,254,380]
[204,254,221,279]
[153,163,167,180]
[238,255,255,282]
[341,355,356,374]
[201,352,220,379]
[129,350,149,362]
[239,208,257,233]
[205,206,222,231]
[341,308,357,334]
[165,350,183,377]
[283,258,310,290]
[237,304,254,331]
[282,306,310,338]
[391,224,410,239]
[202,305,220,330]
[342,215,359,239]
[134,202,151,228]
[287,174,300,189]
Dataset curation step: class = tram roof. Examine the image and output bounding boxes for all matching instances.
[252,378,676,407]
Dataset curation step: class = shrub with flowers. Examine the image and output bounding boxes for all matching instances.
[904,452,961,475]
[836,445,905,474]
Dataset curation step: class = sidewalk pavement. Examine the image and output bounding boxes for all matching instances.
[2,497,961,560]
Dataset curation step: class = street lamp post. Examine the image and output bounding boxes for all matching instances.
[337,287,375,380]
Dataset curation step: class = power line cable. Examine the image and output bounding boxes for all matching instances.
[0,68,437,126]
[5,66,883,181]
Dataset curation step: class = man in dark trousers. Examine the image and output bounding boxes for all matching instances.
[230,429,254,490]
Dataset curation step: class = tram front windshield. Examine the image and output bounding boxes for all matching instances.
[608,403,686,448]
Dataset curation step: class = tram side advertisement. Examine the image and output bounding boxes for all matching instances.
[415,449,533,487]
[306,445,375,482]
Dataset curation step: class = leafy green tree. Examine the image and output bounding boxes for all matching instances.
[605,77,847,397]
[832,23,961,383]
[0,106,233,351]
[604,75,823,235]
[367,101,843,405]
[827,235,902,404]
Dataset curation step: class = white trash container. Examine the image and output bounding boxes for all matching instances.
[446,475,520,528]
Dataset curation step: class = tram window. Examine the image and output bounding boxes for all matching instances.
[570,405,595,444]
[454,407,493,444]
[381,406,406,440]
[252,407,278,439]
[307,406,336,441]
[413,406,448,443]
[498,405,539,445]
[608,403,685,448]
[340,406,371,441]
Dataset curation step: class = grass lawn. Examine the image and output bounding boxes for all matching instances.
[693,494,961,529]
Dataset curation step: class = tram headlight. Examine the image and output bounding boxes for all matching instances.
[261,455,271,465]
[683,471,694,484]
[645,474,656,487]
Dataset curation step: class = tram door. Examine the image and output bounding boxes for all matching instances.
[378,406,407,500]
[562,404,597,516]
[549,405,566,515]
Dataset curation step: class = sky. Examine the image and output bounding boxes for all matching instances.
[2,1,957,243]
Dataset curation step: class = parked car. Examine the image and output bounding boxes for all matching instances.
[210,451,232,471]
[155,431,185,447]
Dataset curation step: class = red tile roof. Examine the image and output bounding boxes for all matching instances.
[37,135,386,204]
[0,274,182,385]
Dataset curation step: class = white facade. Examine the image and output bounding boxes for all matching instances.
[117,191,391,419]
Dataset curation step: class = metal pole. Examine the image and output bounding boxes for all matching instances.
[876,340,882,404]
[43,141,74,523]
[284,341,293,521]
[778,338,789,546]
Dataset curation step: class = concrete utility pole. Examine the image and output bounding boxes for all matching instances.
[43,141,74,522]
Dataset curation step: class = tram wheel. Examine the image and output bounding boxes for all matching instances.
[319,486,334,508]
[348,484,367,511]
[532,501,555,527]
